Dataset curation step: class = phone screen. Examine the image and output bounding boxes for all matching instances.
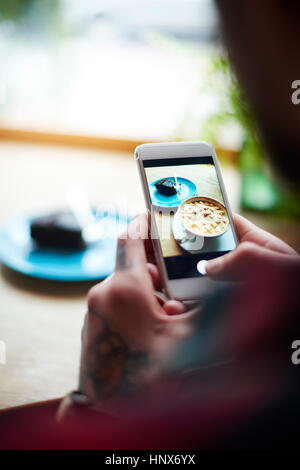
[144,156,237,279]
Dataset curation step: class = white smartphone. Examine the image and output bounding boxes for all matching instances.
[135,141,238,300]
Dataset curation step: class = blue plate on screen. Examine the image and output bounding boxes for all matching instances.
[149,177,197,209]
[0,212,130,281]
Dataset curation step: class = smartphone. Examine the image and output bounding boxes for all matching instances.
[136,141,238,300]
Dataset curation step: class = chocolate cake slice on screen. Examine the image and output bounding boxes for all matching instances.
[154,178,177,196]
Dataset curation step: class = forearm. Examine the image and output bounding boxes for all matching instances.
[79,308,152,405]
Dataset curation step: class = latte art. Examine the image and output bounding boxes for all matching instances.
[180,198,229,237]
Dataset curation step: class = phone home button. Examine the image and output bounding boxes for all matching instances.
[197,260,208,276]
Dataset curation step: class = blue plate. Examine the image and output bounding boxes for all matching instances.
[149,177,197,208]
[0,212,130,282]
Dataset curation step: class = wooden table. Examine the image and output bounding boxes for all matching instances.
[0,141,144,409]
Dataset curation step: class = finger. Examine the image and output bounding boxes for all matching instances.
[163,300,186,316]
[127,212,157,263]
[116,214,149,271]
[233,213,296,255]
[144,237,156,264]
[119,213,149,241]
[146,263,161,291]
[206,241,267,281]
[206,241,299,281]
[233,213,259,240]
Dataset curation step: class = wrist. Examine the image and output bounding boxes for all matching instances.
[56,390,119,424]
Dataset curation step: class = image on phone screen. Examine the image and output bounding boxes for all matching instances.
[144,156,237,279]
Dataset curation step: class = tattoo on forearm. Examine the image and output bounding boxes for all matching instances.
[115,241,133,271]
[79,310,148,401]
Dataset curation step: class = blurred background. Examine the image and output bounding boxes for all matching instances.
[0,0,220,140]
[0,0,299,410]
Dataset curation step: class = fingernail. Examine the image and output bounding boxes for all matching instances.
[206,257,223,274]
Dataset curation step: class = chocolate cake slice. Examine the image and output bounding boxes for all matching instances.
[30,212,86,250]
[154,178,177,196]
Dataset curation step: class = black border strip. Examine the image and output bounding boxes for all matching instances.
[143,156,213,167]
[165,251,231,280]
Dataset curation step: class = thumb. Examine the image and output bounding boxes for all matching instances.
[116,214,149,272]
[206,241,298,282]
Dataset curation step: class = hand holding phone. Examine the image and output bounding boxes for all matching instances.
[136,141,238,300]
